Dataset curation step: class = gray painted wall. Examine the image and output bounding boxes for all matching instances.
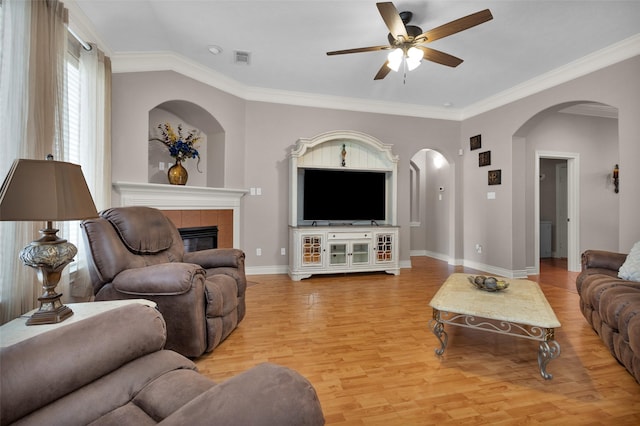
[110,56,640,275]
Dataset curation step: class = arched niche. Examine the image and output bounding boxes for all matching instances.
[148,100,225,187]
[512,101,619,273]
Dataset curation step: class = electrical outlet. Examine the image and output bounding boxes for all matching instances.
[475,244,483,254]
[159,162,165,171]
[250,188,256,196]
[281,247,286,256]
[256,248,262,256]
[256,187,262,195]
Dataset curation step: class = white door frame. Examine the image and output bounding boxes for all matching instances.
[555,163,568,258]
[535,151,580,272]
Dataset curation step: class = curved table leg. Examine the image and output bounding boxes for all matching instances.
[538,339,561,380]
[429,309,448,356]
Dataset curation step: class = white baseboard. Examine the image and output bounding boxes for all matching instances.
[247,257,527,278]
[246,265,289,276]
[462,259,528,279]
[399,259,412,269]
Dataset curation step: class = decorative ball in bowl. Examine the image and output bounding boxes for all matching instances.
[467,275,509,292]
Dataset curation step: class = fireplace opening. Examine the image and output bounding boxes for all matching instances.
[178,226,218,252]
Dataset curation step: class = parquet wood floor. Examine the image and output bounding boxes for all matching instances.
[195,257,640,425]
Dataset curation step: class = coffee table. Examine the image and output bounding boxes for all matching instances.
[429,273,561,379]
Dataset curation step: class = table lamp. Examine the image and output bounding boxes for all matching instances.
[0,156,98,325]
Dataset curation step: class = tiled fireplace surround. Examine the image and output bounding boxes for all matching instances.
[113,182,247,248]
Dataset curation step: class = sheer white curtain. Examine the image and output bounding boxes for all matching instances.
[0,0,37,324]
[67,44,112,301]
[0,0,69,323]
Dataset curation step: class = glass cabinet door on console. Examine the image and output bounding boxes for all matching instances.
[302,235,323,266]
[329,243,347,265]
[329,241,370,267]
[351,242,370,264]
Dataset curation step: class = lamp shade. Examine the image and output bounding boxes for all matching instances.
[0,158,98,222]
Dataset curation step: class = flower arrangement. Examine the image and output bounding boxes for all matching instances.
[154,123,201,169]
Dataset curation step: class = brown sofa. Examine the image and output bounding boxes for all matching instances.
[81,206,246,358]
[576,249,640,383]
[0,303,325,425]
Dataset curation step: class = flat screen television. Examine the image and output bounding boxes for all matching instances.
[302,169,386,222]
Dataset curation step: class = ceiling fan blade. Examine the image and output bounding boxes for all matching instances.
[419,9,493,43]
[417,46,463,67]
[374,61,392,80]
[327,45,390,56]
[377,2,408,40]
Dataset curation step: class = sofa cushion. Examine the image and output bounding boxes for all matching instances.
[133,369,215,422]
[600,286,640,333]
[619,241,640,282]
[102,207,175,255]
[88,404,157,426]
[628,311,640,355]
[160,363,325,426]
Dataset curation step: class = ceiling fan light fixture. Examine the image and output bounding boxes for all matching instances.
[406,58,421,71]
[406,46,423,71]
[407,46,423,61]
[387,48,403,72]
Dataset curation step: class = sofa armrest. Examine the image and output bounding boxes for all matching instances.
[581,250,628,272]
[112,263,205,296]
[183,248,245,270]
[0,304,166,425]
[160,363,324,426]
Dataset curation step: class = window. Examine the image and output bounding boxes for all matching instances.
[60,45,82,268]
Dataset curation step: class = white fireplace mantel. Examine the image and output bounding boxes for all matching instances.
[113,181,248,247]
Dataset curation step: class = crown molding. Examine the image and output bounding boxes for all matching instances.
[111,51,462,121]
[110,34,640,122]
[461,34,640,120]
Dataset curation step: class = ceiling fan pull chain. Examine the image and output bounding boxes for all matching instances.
[403,58,407,85]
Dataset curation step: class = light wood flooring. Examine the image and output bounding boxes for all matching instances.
[195,257,640,425]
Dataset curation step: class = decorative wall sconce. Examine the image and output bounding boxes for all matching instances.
[613,164,619,193]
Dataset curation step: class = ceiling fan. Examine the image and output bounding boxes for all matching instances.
[326,2,493,80]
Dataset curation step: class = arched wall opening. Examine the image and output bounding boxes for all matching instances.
[148,100,225,188]
[409,148,453,262]
[512,101,619,273]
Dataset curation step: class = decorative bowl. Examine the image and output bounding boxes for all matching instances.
[468,275,509,292]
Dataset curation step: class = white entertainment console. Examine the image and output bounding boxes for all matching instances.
[288,226,399,281]
[288,131,399,281]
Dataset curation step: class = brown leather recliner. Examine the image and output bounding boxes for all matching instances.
[81,206,246,357]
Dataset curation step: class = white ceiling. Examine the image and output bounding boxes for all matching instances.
[72,1,640,115]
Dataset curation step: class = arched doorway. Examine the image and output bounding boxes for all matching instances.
[513,101,619,273]
[409,148,453,262]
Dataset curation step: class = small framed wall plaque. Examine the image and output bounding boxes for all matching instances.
[470,134,481,151]
[488,169,502,185]
[478,151,491,167]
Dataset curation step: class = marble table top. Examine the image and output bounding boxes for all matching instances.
[429,273,561,328]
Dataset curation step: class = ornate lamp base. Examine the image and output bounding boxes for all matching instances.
[26,297,73,325]
[19,226,77,326]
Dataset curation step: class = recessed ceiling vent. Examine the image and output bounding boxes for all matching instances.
[234,50,251,65]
